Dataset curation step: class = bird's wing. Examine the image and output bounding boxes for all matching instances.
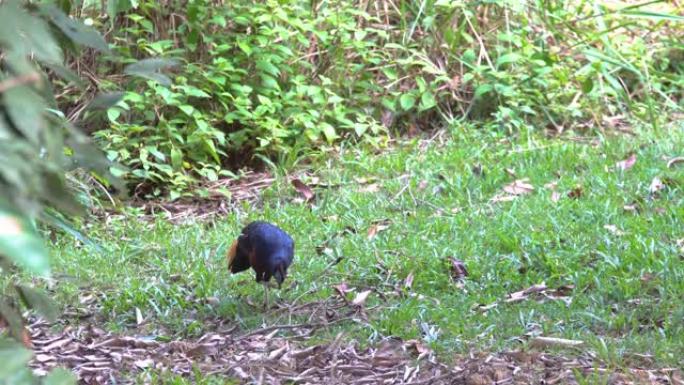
[227,236,251,273]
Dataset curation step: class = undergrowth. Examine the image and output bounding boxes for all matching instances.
[57,0,684,197]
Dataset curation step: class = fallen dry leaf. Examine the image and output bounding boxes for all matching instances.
[490,194,517,203]
[333,283,352,299]
[649,176,664,194]
[666,156,684,168]
[616,153,637,171]
[623,204,638,212]
[135,307,144,325]
[604,224,625,236]
[352,290,372,306]
[448,257,468,282]
[404,272,414,290]
[404,339,431,359]
[358,183,381,193]
[506,284,547,303]
[134,358,154,369]
[503,178,535,196]
[291,179,315,202]
[567,185,583,199]
[367,221,390,239]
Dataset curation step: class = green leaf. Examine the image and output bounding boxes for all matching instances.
[40,210,104,253]
[87,92,124,110]
[0,0,63,64]
[124,58,180,87]
[399,93,416,111]
[107,0,133,24]
[237,39,252,55]
[0,338,32,378]
[256,60,280,77]
[0,300,25,342]
[0,208,50,276]
[43,368,77,385]
[179,104,194,116]
[419,91,437,111]
[496,53,522,68]
[43,63,85,87]
[2,85,46,145]
[474,84,493,99]
[321,123,338,143]
[15,285,59,322]
[581,78,594,94]
[38,4,109,52]
[260,74,280,90]
[170,147,183,170]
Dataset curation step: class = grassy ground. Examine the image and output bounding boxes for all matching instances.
[48,124,684,377]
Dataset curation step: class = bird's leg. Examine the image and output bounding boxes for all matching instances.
[263,281,270,310]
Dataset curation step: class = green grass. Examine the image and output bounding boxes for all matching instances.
[47,125,684,370]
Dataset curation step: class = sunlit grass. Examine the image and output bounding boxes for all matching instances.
[49,126,684,370]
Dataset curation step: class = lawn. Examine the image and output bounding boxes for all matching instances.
[43,125,683,383]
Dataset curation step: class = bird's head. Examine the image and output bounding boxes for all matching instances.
[273,262,288,289]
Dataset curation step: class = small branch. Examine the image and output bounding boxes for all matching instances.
[0,72,41,93]
[236,317,354,340]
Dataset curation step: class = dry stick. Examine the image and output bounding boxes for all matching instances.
[236,317,354,340]
[0,72,41,93]
[403,371,461,385]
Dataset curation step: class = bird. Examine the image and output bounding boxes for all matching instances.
[227,221,294,309]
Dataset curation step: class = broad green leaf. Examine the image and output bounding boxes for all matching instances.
[256,60,280,77]
[581,78,594,94]
[124,58,180,86]
[147,146,166,161]
[0,338,32,378]
[237,39,252,55]
[321,123,338,142]
[107,0,133,24]
[3,85,46,145]
[16,285,59,322]
[40,210,104,253]
[87,92,124,110]
[419,91,437,111]
[170,147,183,170]
[0,300,25,342]
[260,74,280,90]
[0,208,50,276]
[0,0,63,64]
[474,84,493,99]
[496,53,522,67]
[399,93,416,111]
[38,4,109,52]
[43,368,76,385]
[179,105,195,116]
[43,63,85,87]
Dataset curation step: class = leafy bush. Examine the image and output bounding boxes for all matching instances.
[0,1,163,382]
[75,0,684,196]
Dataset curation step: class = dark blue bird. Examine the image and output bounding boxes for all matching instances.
[227,221,294,308]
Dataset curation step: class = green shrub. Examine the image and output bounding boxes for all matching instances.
[80,0,684,196]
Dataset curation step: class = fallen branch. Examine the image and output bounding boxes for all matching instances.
[236,317,355,340]
[530,336,584,349]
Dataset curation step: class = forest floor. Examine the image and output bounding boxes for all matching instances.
[37,127,684,384]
